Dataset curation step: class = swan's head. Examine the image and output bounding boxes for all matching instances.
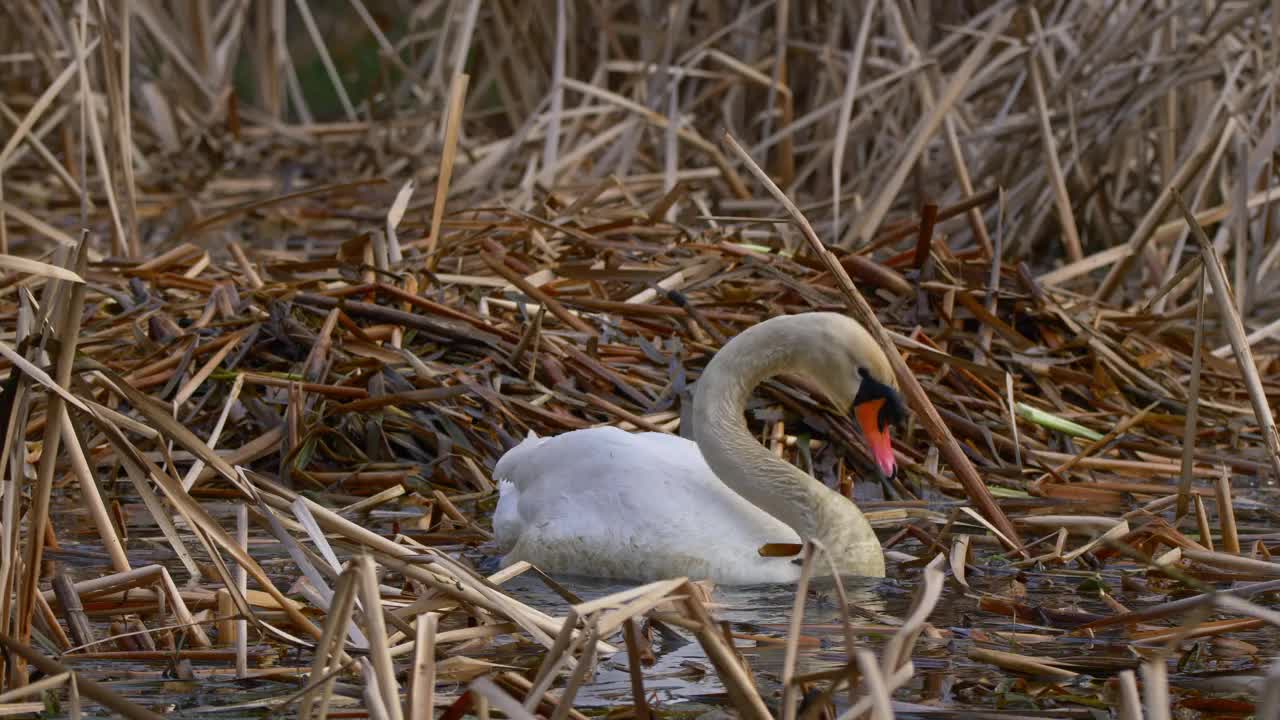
[852,366,904,479]
[801,314,904,479]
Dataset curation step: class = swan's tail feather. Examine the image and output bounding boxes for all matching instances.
[493,431,549,555]
[494,430,547,486]
[493,479,520,554]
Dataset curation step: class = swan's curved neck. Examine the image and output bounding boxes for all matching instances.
[692,321,880,569]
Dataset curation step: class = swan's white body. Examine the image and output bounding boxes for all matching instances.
[493,312,893,584]
[494,427,803,584]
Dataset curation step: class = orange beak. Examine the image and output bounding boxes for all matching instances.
[855,399,897,479]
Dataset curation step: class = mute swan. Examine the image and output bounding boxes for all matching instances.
[492,312,904,584]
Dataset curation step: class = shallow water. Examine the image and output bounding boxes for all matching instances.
[491,570,902,709]
[43,497,1280,718]
[457,552,1280,717]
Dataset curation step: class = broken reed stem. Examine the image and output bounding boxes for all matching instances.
[721,130,1024,552]
[621,619,650,720]
[1194,494,1215,551]
[216,590,234,647]
[1215,469,1240,555]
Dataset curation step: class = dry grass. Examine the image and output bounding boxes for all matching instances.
[2,1,1280,717]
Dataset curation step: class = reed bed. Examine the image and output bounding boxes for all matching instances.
[2,1,1280,717]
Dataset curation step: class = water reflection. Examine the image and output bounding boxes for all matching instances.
[47,500,1280,717]
[497,571,902,708]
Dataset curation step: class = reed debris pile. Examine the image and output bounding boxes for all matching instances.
[2,1,1280,717]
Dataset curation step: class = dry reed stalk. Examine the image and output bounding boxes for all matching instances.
[1027,49,1081,262]
[522,609,584,712]
[1172,189,1280,479]
[546,626,600,720]
[88,0,140,258]
[844,6,1013,247]
[425,73,470,267]
[0,101,83,200]
[675,581,770,720]
[780,542,817,720]
[469,677,538,720]
[0,633,161,719]
[853,648,893,720]
[830,0,876,239]
[112,427,200,579]
[0,41,97,168]
[1115,669,1142,720]
[881,555,945,674]
[234,503,248,676]
[357,553,404,720]
[59,405,129,572]
[51,574,92,650]
[1141,657,1171,720]
[1093,121,1231,299]
[215,589,234,647]
[967,647,1078,679]
[0,671,70,707]
[1042,401,1158,482]
[41,564,211,648]
[1193,494,1215,551]
[90,422,322,645]
[1182,548,1280,577]
[182,372,244,491]
[620,618,650,720]
[1213,469,1241,555]
[70,19,125,256]
[258,485,610,653]
[298,568,359,719]
[408,613,437,720]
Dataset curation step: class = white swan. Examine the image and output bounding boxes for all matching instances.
[492,312,904,584]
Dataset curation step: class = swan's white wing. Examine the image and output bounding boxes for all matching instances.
[493,427,801,584]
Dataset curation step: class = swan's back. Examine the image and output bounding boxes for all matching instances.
[492,426,801,583]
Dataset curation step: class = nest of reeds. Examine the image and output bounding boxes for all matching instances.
[2,1,1280,718]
